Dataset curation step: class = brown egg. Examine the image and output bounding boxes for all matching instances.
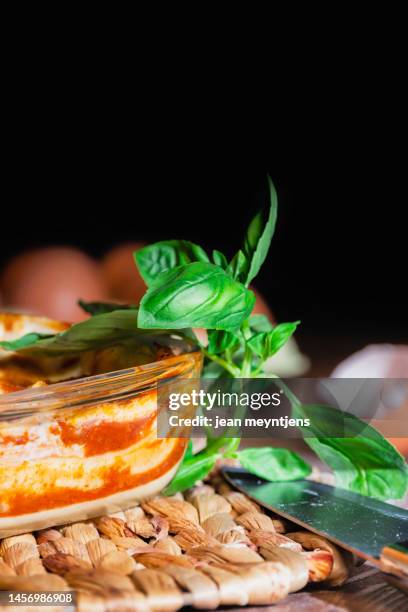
[387,438,408,457]
[252,287,275,322]
[1,247,108,322]
[101,243,146,304]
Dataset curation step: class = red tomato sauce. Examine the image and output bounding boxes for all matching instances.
[56,412,156,456]
[0,438,186,517]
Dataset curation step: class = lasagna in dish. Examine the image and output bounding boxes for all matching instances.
[0,314,200,536]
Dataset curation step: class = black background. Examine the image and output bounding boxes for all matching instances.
[1,102,406,345]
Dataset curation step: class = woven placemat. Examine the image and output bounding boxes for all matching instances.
[0,471,353,611]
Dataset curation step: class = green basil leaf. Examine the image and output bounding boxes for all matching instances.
[0,309,174,357]
[294,403,408,500]
[205,435,241,456]
[138,262,255,331]
[135,240,209,286]
[78,300,135,315]
[184,440,194,461]
[220,437,241,454]
[163,452,219,495]
[0,332,54,351]
[207,330,241,355]
[227,250,247,280]
[212,249,228,269]
[242,176,278,285]
[249,313,274,333]
[237,447,312,481]
[248,321,300,360]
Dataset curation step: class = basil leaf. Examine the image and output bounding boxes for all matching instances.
[138,262,255,331]
[242,176,278,285]
[249,313,274,333]
[248,321,300,360]
[227,250,247,280]
[135,240,209,286]
[0,309,170,357]
[220,437,241,454]
[78,300,135,315]
[205,435,241,456]
[294,403,408,500]
[0,332,54,351]
[163,452,219,495]
[212,249,228,269]
[207,330,241,355]
[184,440,194,461]
[237,447,312,481]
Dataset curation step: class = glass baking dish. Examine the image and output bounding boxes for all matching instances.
[0,314,201,537]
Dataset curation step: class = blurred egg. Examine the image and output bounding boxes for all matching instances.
[102,243,146,304]
[1,247,108,322]
[332,344,408,379]
[252,287,275,322]
[332,344,408,456]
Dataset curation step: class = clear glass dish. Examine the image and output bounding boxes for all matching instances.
[0,314,201,537]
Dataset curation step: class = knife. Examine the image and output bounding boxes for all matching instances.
[222,467,408,589]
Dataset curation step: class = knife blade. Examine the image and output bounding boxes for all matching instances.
[222,467,408,579]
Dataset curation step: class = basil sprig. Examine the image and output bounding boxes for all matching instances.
[78,300,136,315]
[136,240,209,286]
[233,447,312,482]
[241,176,278,286]
[0,332,54,351]
[0,309,190,357]
[164,448,220,496]
[136,176,408,500]
[138,262,255,331]
[1,176,406,501]
[293,402,408,501]
[165,445,311,495]
[248,321,300,361]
